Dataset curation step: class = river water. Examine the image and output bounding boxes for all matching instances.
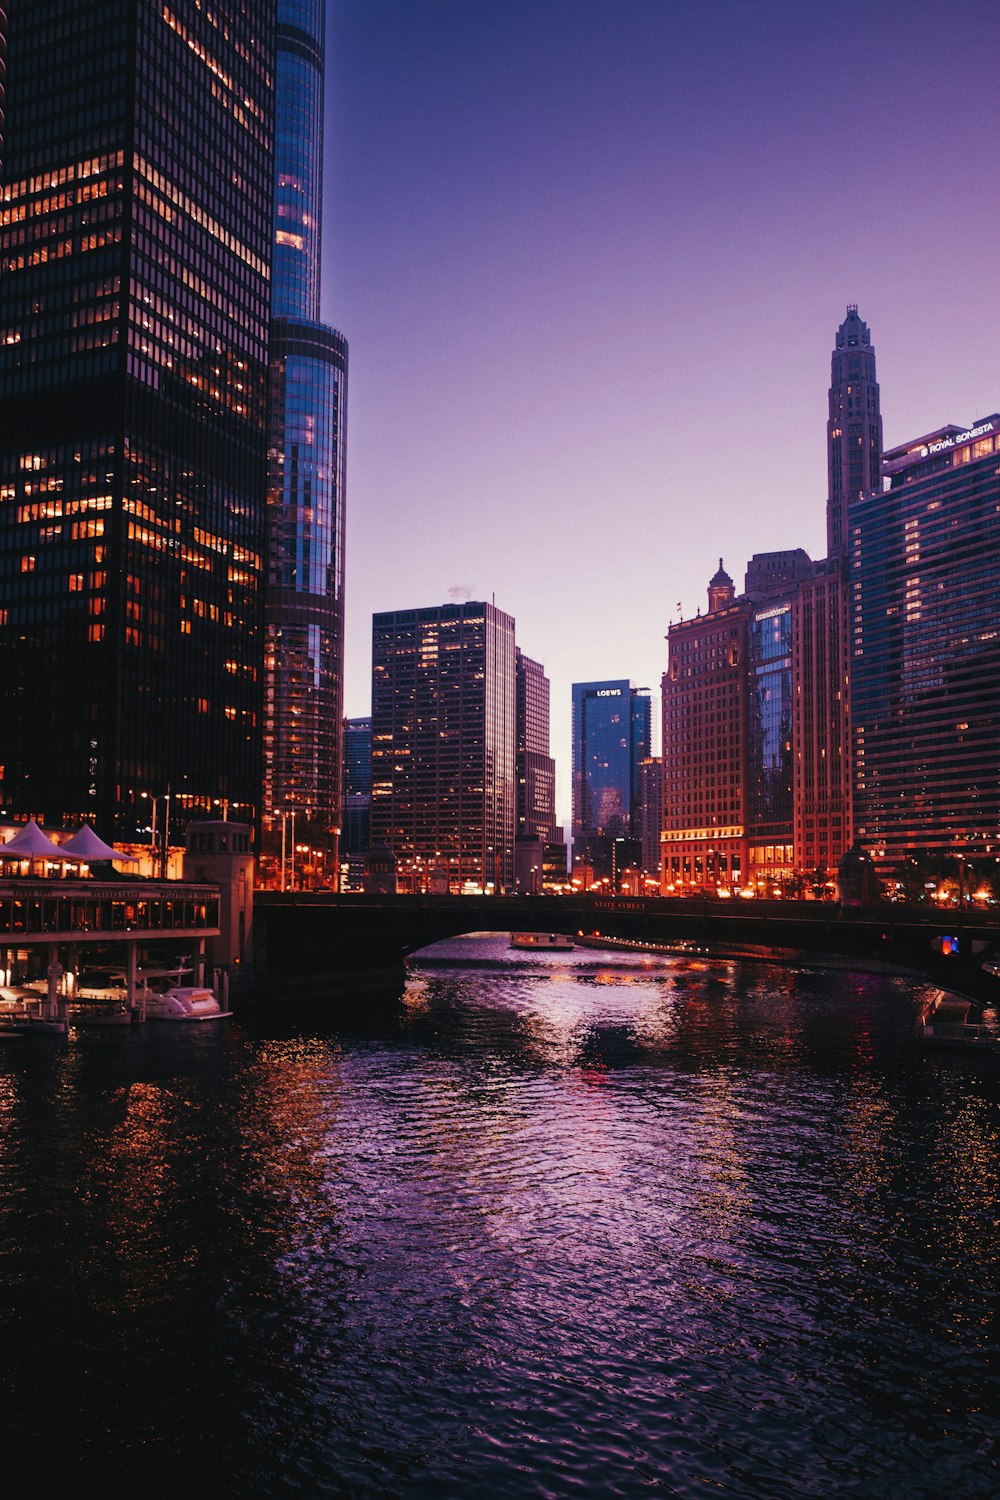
[1,936,998,1496]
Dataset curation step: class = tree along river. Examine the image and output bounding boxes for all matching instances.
[1,935,998,1497]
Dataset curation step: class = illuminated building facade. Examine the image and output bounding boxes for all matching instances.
[662,564,750,892]
[852,415,1000,865]
[262,0,348,869]
[370,602,516,892]
[0,0,275,836]
[744,549,812,890]
[572,679,651,881]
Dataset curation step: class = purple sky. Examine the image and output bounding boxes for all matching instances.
[321,0,1000,825]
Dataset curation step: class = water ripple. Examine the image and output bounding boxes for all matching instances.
[0,940,998,1495]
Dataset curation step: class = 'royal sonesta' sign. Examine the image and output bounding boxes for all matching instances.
[921,420,994,458]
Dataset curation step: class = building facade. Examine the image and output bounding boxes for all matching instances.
[0,0,276,837]
[262,0,348,871]
[662,565,750,892]
[852,415,1000,867]
[370,602,516,892]
[571,679,651,882]
[515,649,556,843]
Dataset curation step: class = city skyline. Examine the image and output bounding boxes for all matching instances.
[323,0,1000,824]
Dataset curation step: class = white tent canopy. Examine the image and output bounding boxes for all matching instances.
[0,818,62,857]
[60,823,140,863]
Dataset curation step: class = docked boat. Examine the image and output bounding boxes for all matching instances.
[920,991,1000,1051]
[510,932,575,950]
[138,967,232,1022]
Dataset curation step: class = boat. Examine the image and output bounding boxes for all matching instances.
[510,932,575,950]
[920,990,1000,1051]
[138,967,232,1022]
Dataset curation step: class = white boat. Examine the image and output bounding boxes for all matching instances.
[138,967,232,1022]
[510,932,575,950]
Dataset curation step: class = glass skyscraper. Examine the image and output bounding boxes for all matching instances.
[262,0,348,873]
[0,1,275,836]
[571,680,651,880]
[852,414,1000,865]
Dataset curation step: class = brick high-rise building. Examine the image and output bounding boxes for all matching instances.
[0,0,276,837]
[662,564,750,892]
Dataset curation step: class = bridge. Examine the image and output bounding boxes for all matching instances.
[252,892,1000,1007]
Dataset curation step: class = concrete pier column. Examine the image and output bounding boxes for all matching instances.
[126,941,137,1015]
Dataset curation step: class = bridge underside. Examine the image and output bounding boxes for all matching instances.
[253,894,1000,1008]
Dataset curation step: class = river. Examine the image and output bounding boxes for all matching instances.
[1,936,998,1496]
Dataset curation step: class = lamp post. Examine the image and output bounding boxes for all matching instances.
[140,789,170,878]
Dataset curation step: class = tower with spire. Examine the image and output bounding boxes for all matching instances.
[708,559,735,614]
[826,305,882,558]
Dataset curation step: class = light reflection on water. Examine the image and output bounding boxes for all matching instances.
[0,935,998,1496]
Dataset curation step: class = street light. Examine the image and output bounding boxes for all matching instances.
[140,787,171,878]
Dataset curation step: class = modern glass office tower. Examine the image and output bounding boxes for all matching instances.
[0,1,275,836]
[262,0,348,872]
[571,679,651,880]
[371,602,516,892]
[852,414,1000,866]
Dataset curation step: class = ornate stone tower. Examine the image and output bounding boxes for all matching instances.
[708,559,735,614]
[827,305,882,559]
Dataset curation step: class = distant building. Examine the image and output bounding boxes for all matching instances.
[638,756,663,879]
[516,649,557,842]
[514,648,557,892]
[370,601,516,891]
[571,679,651,882]
[341,717,372,857]
[0,0,276,836]
[852,413,1000,867]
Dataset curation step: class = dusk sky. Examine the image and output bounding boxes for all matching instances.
[321,0,999,824]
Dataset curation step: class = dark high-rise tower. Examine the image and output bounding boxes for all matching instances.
[371,602,516,892]
[0,1,275,836]
[827,305,882,559]
[262,0,348,874]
